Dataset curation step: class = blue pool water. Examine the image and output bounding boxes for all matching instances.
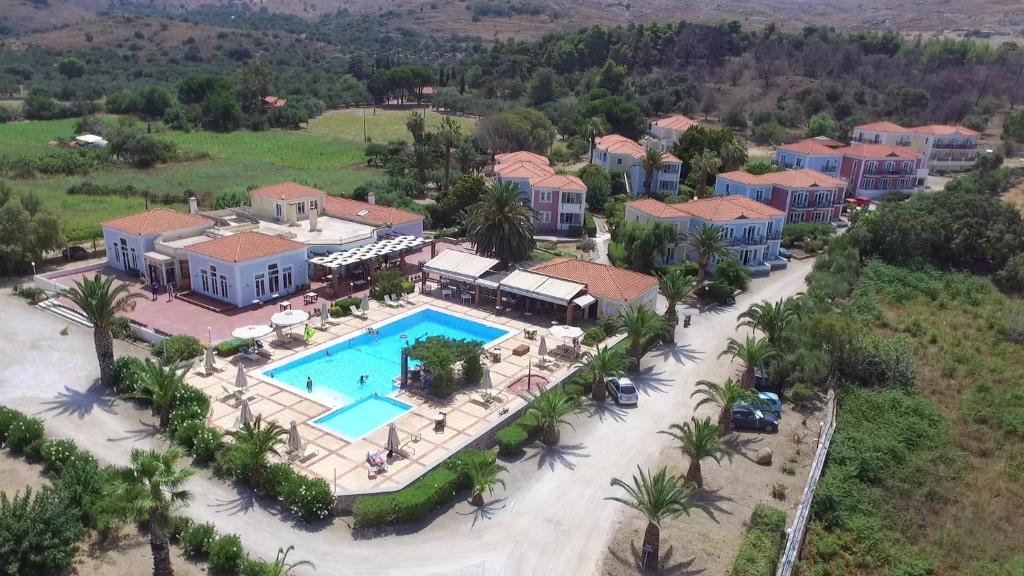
[263,308,509,438]
[314,396,413,440]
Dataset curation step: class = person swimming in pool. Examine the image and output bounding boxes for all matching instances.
[306,377,313,392]
[359,374,368,384]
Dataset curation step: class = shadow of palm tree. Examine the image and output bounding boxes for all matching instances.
[691,487,735,522]
[207,484,269,517]
[525,442,590,472]
[37,383,116,420]
[652,343,704,366]
[725,434,766,464]
[456,496,508,527]
[607,543,705,576]
[586,400,630,424]
[633,366,675,396]
[106,418,161,443]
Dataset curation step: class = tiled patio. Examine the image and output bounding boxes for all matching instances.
[184,291,592,495]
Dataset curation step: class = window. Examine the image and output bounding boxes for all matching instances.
[219,274,228,299]
[884,161,895,173]
[282,266,293,291]
[310,199,319,211]
[539,211,551,223]
[275,203,283,218]
[538,190,552,203]
[559,212,578,225]
[268,263,280,293]
[795,157,803,168]
[200,269,209,292]
[792,193,808,208]
[863,178,875,189]
[255,273,267,298]
[753,188,765,202]
[865,161,878,174]
[659,180,675,191]
[616,158,622,165]
[901,161,913,174]
[297,202,306,215]
[725,184,731,193]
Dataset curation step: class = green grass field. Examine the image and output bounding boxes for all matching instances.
[306,108,476,143]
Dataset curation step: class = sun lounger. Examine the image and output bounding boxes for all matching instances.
[390,294,407,307]
[346,305,367,320]
[288,443,319,464]
[366,451,388,475]
[381,295,400,308]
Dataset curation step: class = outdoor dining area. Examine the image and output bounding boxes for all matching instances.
[309,235,429,296]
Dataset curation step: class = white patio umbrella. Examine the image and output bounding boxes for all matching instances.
[234,364,249,392]
[271,309,310,327]
[385,423,400,456]
[538,336,548,358]
[287,420,303,452]
[204,344,216,375]
[360,293,370,312]
[238,399,253,428]
[549,325,584,340]
[320,302,329,328]
[231,324,273,340]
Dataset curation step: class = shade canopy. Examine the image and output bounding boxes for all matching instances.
[549,325,584,340]
[320,302,329,326]
[480,367,492,389]
[309,235,426,269]
[572,294,597,308]
[500,269,585,305]
[423,250,500,284]
[271,309,310,327]
[231,324,273,340]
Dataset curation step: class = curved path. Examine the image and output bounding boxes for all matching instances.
[0,259,812,575]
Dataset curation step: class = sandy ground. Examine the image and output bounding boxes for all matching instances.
[0,450,51,495]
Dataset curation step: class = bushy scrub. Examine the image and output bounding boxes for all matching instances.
[0,487,85,575]
[789,382,815,404]
[111,356,146,394]
[496,425,529,455]
[209,534,245,574]
[731,505,787,576]
[182,522,217,557]
[5,414,44,453]
[582,326,607,346]
[214,338,247,357]
[713,258,752,292]
[155,334,204,364]
[461,352,483,385]
[261,462,295,500]
[281,474,334,522]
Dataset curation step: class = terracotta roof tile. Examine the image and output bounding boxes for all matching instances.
[910,124,980,137]
[654,115,700,132]
[494,160,555,180]
[530,258,658,302]
[717,170,770,186]
[323,196,423,227]
[530,174,587,191]
[778,138,841,156]
[855,121,909,133]
[102,209,213,236]
[834,143,922,159]
[495,151,550,166]
[677,195,785,221]
[626,198,688,219]
[187,231,306,263]
[250,182,326,201]
[760,169,847,188]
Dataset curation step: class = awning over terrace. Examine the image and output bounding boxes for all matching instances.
[499,269,585,305]
[308,235,427,269]
[422,250,500,284]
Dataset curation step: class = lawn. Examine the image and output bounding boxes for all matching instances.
[0,118,385,241]
[306,108,476,143]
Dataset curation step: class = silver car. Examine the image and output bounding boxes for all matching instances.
[606,377,638,405]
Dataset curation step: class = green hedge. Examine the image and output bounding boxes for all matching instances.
[111,356,146,394]
[352,450,491,528]
[583,210,597,237]
[730,504,787,576]
[154,334,204,365]
[496,425,528,455]
[214,338,247,357]
[209,534,245,574]
[582,326,607,347]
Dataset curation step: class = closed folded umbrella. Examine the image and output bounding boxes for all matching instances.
[234,364,248,392]
[480,366,492,390]
[320,301,329,328]
[538,336,548,358]
[287,420,303,452]
[360,294,370,312]
[385,423,400,456]
[238,399,253,428]
[204,343,216,374]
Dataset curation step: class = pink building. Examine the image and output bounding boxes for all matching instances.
[834,143,925,200]
[494,151,588,233]
[714,168,846,224]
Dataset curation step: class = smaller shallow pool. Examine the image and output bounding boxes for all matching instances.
[313,396,413,440]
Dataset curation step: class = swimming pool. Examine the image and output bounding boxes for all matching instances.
[260,307,511,439]
[314,396,413,440]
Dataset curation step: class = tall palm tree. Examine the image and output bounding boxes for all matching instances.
[687,224,732,282]
[61,274,143,388]
[524,387,582,446]
[106,447,194,576]
[659,269,698,343]
[720,335,779,389]
[576,344,631,402]
[263,546,314,576]
[659,417,730,487]
[718,136,748,171]
[461,455,508,506]
[692,150,722,198]
[124,360,183,429]
[641,146,666,196]
[605,466,708,571]
[464,181,538,268]
[691,378,758,432]
[582,116,610,164]
[617,305,668,372]
[406,111,425,143]
[438,116,462,191]
[737,299,798,348]
[619,221,677,272]
[226,415,287,488]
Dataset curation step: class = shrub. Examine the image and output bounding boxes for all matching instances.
[155,334,204,364]
[461,352,483,385]
[110,316,133,340]
[583,211,597,237]
[430,366,456,397]
[714,258,752,292]
[16,286,44,301]
[496,425,529,455]
[281,475,334,522]
[771,484,787,500]
[334,297,360,311]
[730,504,787,576]
[262,462,295,500]
[582,326,607,347]
[789,382,815,404]
[0,406,19,443]
[175,421,223,464]
[209,534,245,574]
[564,383,585,398]
[513,413,541,437]
[241,557,274,576]
[111,356,146,394]
[39,439,86,475]
[351,494,394,527]
[6,414,44,454]
[0,487,85,575]
[329,306,343,318]
[182,522,217,557]
[214,338,247,357]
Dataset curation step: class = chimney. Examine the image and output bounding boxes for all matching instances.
[367,192,376,206]
[188,194,198,215]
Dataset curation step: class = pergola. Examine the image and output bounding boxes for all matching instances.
[420,250,500,304]
[498,269,587,324]
[309,235,428,293]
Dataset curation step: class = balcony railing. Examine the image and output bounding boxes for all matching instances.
[814,198,834,208]
[792,201,810,209]
[932,142,977,150]
[767,231,782,241]
[732,236,767,247]
[864,169,916,177]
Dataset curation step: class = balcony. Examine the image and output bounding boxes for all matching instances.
[559,202,585,214]
[814,198,834,208]
[865,168,916,177]
[766,231,782,241]
[932,142,977,150]
[791,201,810,210]
[732,235,767,247]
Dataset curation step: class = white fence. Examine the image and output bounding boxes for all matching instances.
[776,387,837,576]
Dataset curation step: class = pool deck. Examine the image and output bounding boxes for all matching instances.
[184,291,592,495]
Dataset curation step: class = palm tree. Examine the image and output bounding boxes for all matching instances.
[687,224,732,282]
[582,116,610,164]
[464,181,538,268]
[524,387,582,446]
[461,456,508,506]
[659,417,730,487]
[718,135,748,171]
[576,344,631,402]
[738,299,798,348]
[406,111,425,143]
[106,447,194,576]
[617,305,668,372]
[659,269,698,343]
[61,274,143,388]
[438,116,462,191]
[264,546,314,576]
[125,360,183,429]
[226,415,287,488]
[619,221,677,272]
[605,466,708,571]
[641,146,666,196]
[692,149,722,198]
[691,378,758,432]
[720,335,779,389]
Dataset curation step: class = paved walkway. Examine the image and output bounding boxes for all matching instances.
[0,259,812,575]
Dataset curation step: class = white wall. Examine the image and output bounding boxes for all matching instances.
[187,249,310,307]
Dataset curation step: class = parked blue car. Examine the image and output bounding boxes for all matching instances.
[734,393,781,418]
[731,405,780,433]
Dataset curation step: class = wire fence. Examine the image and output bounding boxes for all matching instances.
[776,384,838,576]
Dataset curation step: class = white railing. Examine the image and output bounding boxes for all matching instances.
[776,384,837,576]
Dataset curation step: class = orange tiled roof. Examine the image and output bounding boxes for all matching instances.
[530,258,658,302]
[760,169,847,188]
[778,138,841,156]
[250,182,325,201]
[495,151,550,166]
[717,170,769,186]
[855,121,908,133]
[102,209,213,236]
[834,143,922,159]
[323,196,423,227]
[654,115,700,132]
[911,124,980,137]
[531,174,587,192]
[626,198,688,219]
[494,160,555,180]
[595,134,681,163]
[262,96,287,108]
[187,231,305,262]
[678,195,785,221]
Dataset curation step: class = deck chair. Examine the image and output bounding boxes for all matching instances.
[240,347,259,362]
[288,442,319,464]
[347,305,367,320]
